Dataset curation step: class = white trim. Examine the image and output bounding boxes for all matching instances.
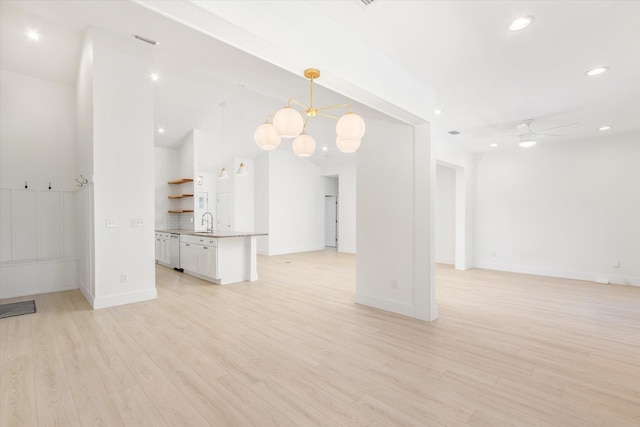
[354,292,414,317]
[91,288,157,309]
[264,246,326,256]
[338,247,356,254]
[475,261,640,287]
[79,284,94,307]
[436,257,455,265]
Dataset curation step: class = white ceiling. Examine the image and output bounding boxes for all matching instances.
[1,0,639,163]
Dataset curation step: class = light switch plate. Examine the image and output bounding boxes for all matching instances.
[131,218,144,227]
[106,218,118,228]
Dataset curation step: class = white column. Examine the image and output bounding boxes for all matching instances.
[412,123,437,321]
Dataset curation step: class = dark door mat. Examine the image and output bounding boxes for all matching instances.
[0,300,36,319]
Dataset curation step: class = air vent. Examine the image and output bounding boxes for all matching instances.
[359,0,376,6]
[134,34,158,45]
[448,130,461,135]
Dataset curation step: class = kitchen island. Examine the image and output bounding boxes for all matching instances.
[155,229,267,285]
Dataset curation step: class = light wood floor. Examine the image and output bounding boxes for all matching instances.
[2,251,639,426]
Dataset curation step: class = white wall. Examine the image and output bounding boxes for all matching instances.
[255,150,325,255]
[88,28,157,308]
[475,136,640,286]
[338,168,356,254]
[0,70,77,190]
[323,176,338,196]
[232,157,254,232]
[154,147,178,230]
[0,64,79,298]
[269,150,324,255]
[436,164,455,264]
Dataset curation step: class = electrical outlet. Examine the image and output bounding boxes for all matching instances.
[613,261,620,268]
[120,274,128,283]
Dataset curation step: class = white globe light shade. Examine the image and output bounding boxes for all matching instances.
[336,112,365,140]
[254,123,281,150]
[336,136,361,153]
[273,107,304,138]
[292,133,316,157]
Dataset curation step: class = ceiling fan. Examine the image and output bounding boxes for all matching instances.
[510,119,579,147]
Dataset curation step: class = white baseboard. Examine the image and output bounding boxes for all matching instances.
[354,292,414,317]
[263,246,326,256]
[338,247,356,254]
[475,261,640,287]
[79,284,94,307]
[91,288,157,309]
[436,257,455,265]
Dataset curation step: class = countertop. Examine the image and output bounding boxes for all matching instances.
[156,229,268,238]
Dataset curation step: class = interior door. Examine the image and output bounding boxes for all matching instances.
[325,196,338,248]
[217,192,232,230]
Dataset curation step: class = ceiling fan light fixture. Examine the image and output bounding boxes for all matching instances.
[508,16,534,31]
[585,66,609,77]
[519,140,536,148]
[598,125,611,131]
[27,29,40,40]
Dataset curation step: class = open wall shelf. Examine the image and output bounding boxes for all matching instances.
[168,178,193,185]
[168,194,193,199]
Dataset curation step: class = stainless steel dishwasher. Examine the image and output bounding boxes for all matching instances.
[169,233,183,272]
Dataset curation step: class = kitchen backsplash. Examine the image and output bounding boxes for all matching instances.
[168,212,193,230]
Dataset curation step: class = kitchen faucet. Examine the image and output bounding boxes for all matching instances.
[201,211,214,233]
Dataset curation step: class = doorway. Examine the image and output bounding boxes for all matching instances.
[325,196,338,248]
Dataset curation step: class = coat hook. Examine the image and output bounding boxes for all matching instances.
[76,178,83,187]
[80,175,88,184]
[25,181,28,189]
[48,182,52,190]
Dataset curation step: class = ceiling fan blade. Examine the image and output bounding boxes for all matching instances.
[536,122,579,133]
[535,133,564,137]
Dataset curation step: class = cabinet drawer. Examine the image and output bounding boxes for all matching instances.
[180,234,217,246]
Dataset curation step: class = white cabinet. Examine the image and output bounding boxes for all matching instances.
[155,232,171,267]
[179,235,218,281]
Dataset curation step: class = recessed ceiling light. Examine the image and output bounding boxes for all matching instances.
[434,109,442,115]
[519,140,536,148]
[490,143,498,148]
[584,66,609,77]
[150,73,159,81]
[598,126,611,131]
[508,16,534,31]
[322,146,328,151]
[158,128,165,134]
[27,30,40,40]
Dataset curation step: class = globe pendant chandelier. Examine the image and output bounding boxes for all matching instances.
[254,68,365,157]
